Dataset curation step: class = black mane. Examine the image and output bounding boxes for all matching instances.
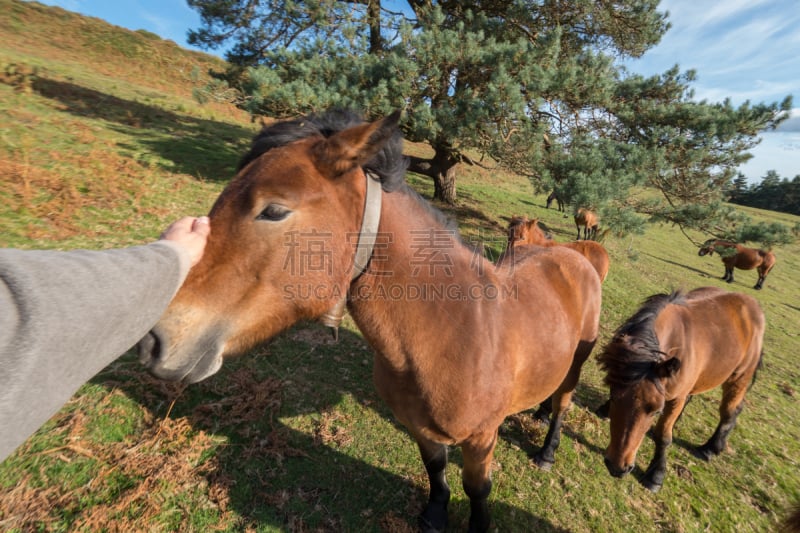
[238,109,459,234]
[598,291,686,388]
[238,109,408,193]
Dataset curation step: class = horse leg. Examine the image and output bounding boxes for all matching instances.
[595,398,610,419]
[693,381,748,461]
[755,266,766,289]
[533,395,553,423]
[461,429,499,533]
[641,396,687,493]
[534,339,595,470]
[724,266,734,283]
[416,437,451,532]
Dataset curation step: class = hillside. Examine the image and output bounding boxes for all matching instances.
[1,1,799,532]
[0,0,253,248]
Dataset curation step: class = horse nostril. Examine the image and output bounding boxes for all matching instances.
[138,331,162,365]
[604,456,631,478]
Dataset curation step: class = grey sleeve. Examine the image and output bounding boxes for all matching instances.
[0,241,191,461]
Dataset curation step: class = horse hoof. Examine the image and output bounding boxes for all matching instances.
[533,454,554,471]
[419,515,447,533]
[642,480,662,493]
[419,504,448,533]
[691,445,715,462]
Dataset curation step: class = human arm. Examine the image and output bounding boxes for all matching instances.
[0,217,209,460]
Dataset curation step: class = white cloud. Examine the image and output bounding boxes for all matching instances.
[625,0,800,107]
[776,109,800,132]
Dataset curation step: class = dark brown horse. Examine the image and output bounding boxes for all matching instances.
[599,287,764,493]
[504,216,610,282]
[698,239,776,290]
[574,207,598,240]
[546,191,564,212]
[138,111,602,532]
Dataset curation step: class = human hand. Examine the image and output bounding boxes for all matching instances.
[159,216,210,267]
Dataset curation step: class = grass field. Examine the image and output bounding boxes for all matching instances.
[1,1,799,531]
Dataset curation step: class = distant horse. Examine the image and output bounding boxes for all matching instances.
[574,208,598,240]
[504,216,609,282]
[138,110,601,532]
[698,239,776,290]
[546,191,565,212]
[599,287,764,493]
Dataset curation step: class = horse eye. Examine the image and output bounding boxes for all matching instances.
[256,204,291,222]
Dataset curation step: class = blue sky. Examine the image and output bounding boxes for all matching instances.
[31,0,800,182]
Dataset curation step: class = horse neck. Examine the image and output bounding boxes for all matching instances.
[347,188,492,349]
[360,188,487,287]
[526,229,552,246]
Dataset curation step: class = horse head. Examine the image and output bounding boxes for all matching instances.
[698,239,717,256]
[138,111,402,383]
[601,338,680,477]
[507,216,530,245]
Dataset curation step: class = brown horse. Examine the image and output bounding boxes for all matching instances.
[599,287,764,493]
[698,239,776,290]
[574,208,598,240]
[504,216,609,282]
[138,110,602,532]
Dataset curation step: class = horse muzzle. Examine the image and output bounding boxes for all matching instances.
[604,456,634,478]
[138,324,225,384]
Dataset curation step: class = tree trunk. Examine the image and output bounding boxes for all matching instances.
[408,145,459,205]
[407,146,460,204]
[431,147,458,204]
[433,164,457,204]
[367,0,382,53]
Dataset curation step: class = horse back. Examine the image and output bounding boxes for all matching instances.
[563,240,609,281]
[502,246,601,340]
[656,289,764,395]
[497,246,601,411]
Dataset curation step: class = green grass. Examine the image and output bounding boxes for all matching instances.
[1,1,799,531]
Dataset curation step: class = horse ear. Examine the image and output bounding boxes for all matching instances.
[314,111,402,176]
[656,356,681,379]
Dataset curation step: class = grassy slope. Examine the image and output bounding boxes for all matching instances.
[1,1,798,531]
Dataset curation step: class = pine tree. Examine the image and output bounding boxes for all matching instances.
[186,1,794,246]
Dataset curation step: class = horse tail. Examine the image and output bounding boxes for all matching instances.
[748,350,765,391]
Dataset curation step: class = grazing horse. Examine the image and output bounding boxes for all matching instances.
[546,191,564,212]
[574,208,598,240]
[698,239,776,290]
[503,216,609,282]
[599,287,764,493]
[138,110,601,532]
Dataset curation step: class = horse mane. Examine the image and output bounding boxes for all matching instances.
[239,109,460,235]
[598,291,686,388]
[239,109,408,193]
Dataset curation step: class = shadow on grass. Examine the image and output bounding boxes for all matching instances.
[31,77,254,181]
[642,251,718,280]
[95,322,567,531]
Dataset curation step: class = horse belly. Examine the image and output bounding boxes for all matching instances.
[372,354,512,444]
[504,324,576,414]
